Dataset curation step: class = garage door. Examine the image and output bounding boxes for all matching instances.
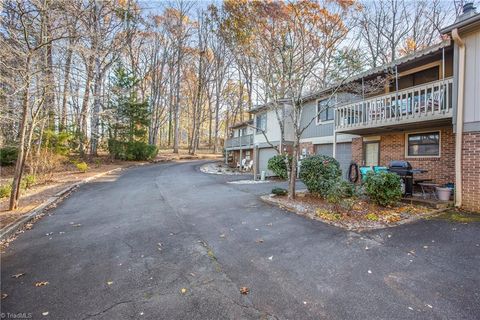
[336,142,352,179]
[315,144,333,157]
[315,143,352,179]
[258,148,278,177]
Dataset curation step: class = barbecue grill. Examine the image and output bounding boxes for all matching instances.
[388,160,415,196]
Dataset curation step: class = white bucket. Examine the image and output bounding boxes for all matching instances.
[436,187,451,201]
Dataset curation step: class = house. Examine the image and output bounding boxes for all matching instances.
[249,102,295,176]
[224,120,254,168]
[331,2,479,212]
[224,3,480,212]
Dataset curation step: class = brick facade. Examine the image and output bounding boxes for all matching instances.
[229,149,253,167]
[462,132,480,212]
[351,126,456,185]
[299,142,314,156]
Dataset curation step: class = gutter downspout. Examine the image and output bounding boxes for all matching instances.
[452,28,465,208]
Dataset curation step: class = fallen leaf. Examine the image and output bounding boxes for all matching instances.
[181,288,187,294]
[25,223,33,230]
[35,281,49,287]
[71,224,82,227]
[11,273,26,279]
[107,281,113,286]
[1,293,8,300]
[42,312,49,316]
[240,287,249,295]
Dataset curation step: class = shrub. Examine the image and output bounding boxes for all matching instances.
[366,213,379,221]
[76,162,89,173]
[21,174,36,190]
[325,179,355,204]
[271,187,288,196]
[0,184,12,198]
[0,146,18,166]
[43,130,73,155]
[364,171,402,206]
[299,155,342,197]
[267,154,292,180]
[108,140,158,161]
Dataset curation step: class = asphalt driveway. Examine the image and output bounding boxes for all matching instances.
[1,160,479,319]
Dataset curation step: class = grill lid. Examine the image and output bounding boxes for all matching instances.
[388,160,412,169]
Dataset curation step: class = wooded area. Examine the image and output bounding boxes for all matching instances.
[0,0,458,208]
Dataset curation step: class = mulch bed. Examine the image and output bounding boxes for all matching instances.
[262,191,443,231]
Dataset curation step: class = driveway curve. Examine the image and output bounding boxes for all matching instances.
[1,160,479,319]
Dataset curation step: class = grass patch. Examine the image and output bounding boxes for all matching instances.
[433,210,480,223]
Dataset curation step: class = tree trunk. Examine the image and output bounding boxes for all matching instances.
[173,45,181,154]
[79,54,94,156]
[288,139,298,200]
[61,42,73,131]
[9,55,31,210]
[90,60,102,156]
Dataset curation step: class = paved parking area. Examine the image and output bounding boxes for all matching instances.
[1,161,479,319]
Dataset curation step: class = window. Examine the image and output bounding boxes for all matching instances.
[317,99,333,123]
[240,127,247,136]
[407,132,440,157]
[256,113,267,133]
[364,142,379,166]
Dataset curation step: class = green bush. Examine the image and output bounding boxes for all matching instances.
[20,174,36,190]
[326,179,355,204]
[271,187,288,196]
[76,162,89,173]
[267,154,292,180]
[108,140,158,161]
[364,171,402,206]
[43,130,73,155]
[299,155,342,198]
[0,184,12,198]
[0,146,18,166]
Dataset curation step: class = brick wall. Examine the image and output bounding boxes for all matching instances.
[352,137,363,164]
[462,132,480,212]
[351,126,455,185]
[299,142,314,156]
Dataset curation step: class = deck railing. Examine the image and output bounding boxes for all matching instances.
[335,78,453,131]
[225,134,254,149]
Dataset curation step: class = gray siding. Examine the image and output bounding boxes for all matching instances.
[300,93,360,139]
[464,30,480,130]
[300,100,334,139]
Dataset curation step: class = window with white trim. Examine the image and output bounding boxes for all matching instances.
[256,113,267,133]
[317,98,333,123]
[407,131,440,156]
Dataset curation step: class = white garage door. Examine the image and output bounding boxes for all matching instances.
[258,148,278,177]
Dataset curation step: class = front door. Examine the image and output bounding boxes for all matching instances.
[364,142,379,166]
